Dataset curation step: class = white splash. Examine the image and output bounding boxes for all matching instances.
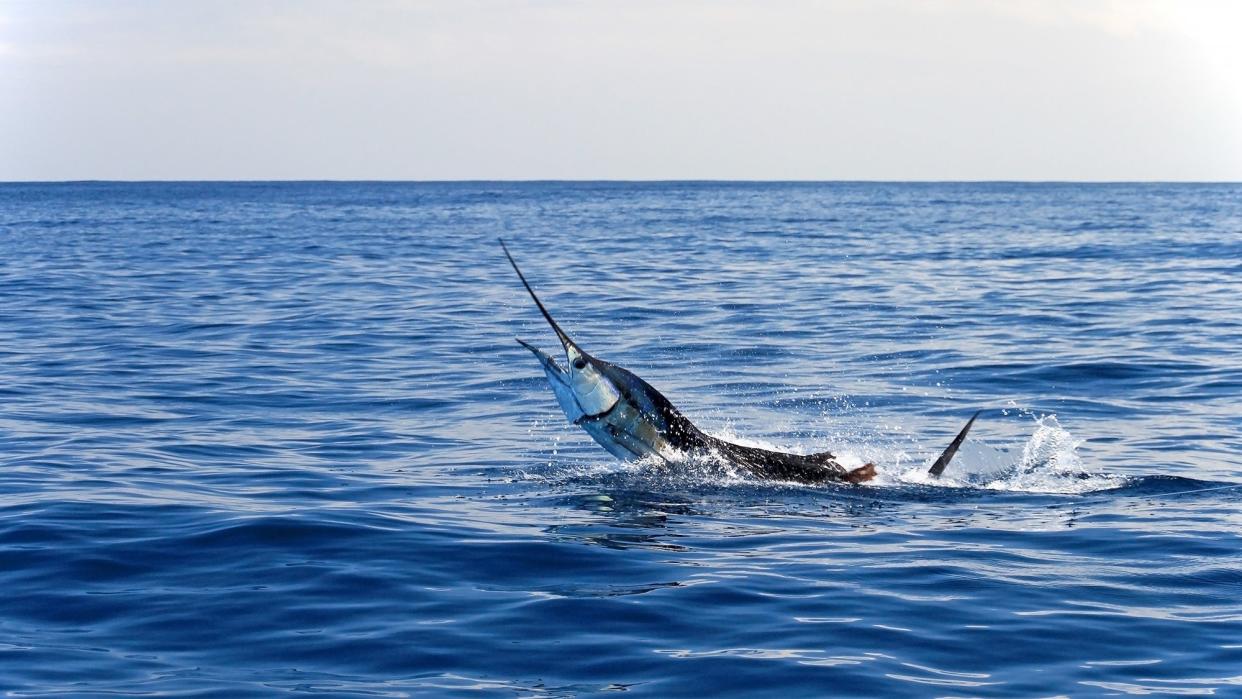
[889,415,1126,494]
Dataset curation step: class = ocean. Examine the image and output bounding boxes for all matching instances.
[1,181,1240,696]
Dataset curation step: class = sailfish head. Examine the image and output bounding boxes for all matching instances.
[501,239,622,419]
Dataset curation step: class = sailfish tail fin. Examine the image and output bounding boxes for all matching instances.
[927,411,982,477]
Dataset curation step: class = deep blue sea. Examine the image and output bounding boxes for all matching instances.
[1,181,1240,697]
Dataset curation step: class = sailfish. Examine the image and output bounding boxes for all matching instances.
[502,240,978,484]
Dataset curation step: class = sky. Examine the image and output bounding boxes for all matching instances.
[2,0,1240,181]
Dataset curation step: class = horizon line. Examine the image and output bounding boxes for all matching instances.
[3,178,1241,185]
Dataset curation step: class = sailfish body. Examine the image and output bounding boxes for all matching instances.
[503,240,975,485]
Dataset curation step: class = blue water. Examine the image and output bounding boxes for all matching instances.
[1,182,1241,697]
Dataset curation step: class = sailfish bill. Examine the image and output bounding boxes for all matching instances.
[502,240,978,484]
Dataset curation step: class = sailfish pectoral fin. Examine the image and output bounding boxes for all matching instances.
[604,423,669,464]
[927,410,982,477]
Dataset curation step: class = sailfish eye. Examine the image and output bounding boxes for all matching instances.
[572,358,587,370]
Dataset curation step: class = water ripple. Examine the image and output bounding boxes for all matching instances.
[1,182,1240,696]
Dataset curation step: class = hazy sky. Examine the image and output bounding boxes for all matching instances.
[2,1,1240,180]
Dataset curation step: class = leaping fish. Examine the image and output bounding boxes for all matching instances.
[502,240,978,484]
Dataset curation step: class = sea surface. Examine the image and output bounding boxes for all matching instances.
[1,181,1240,697]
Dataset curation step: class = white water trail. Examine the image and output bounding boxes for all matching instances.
[527,414,1128,495]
